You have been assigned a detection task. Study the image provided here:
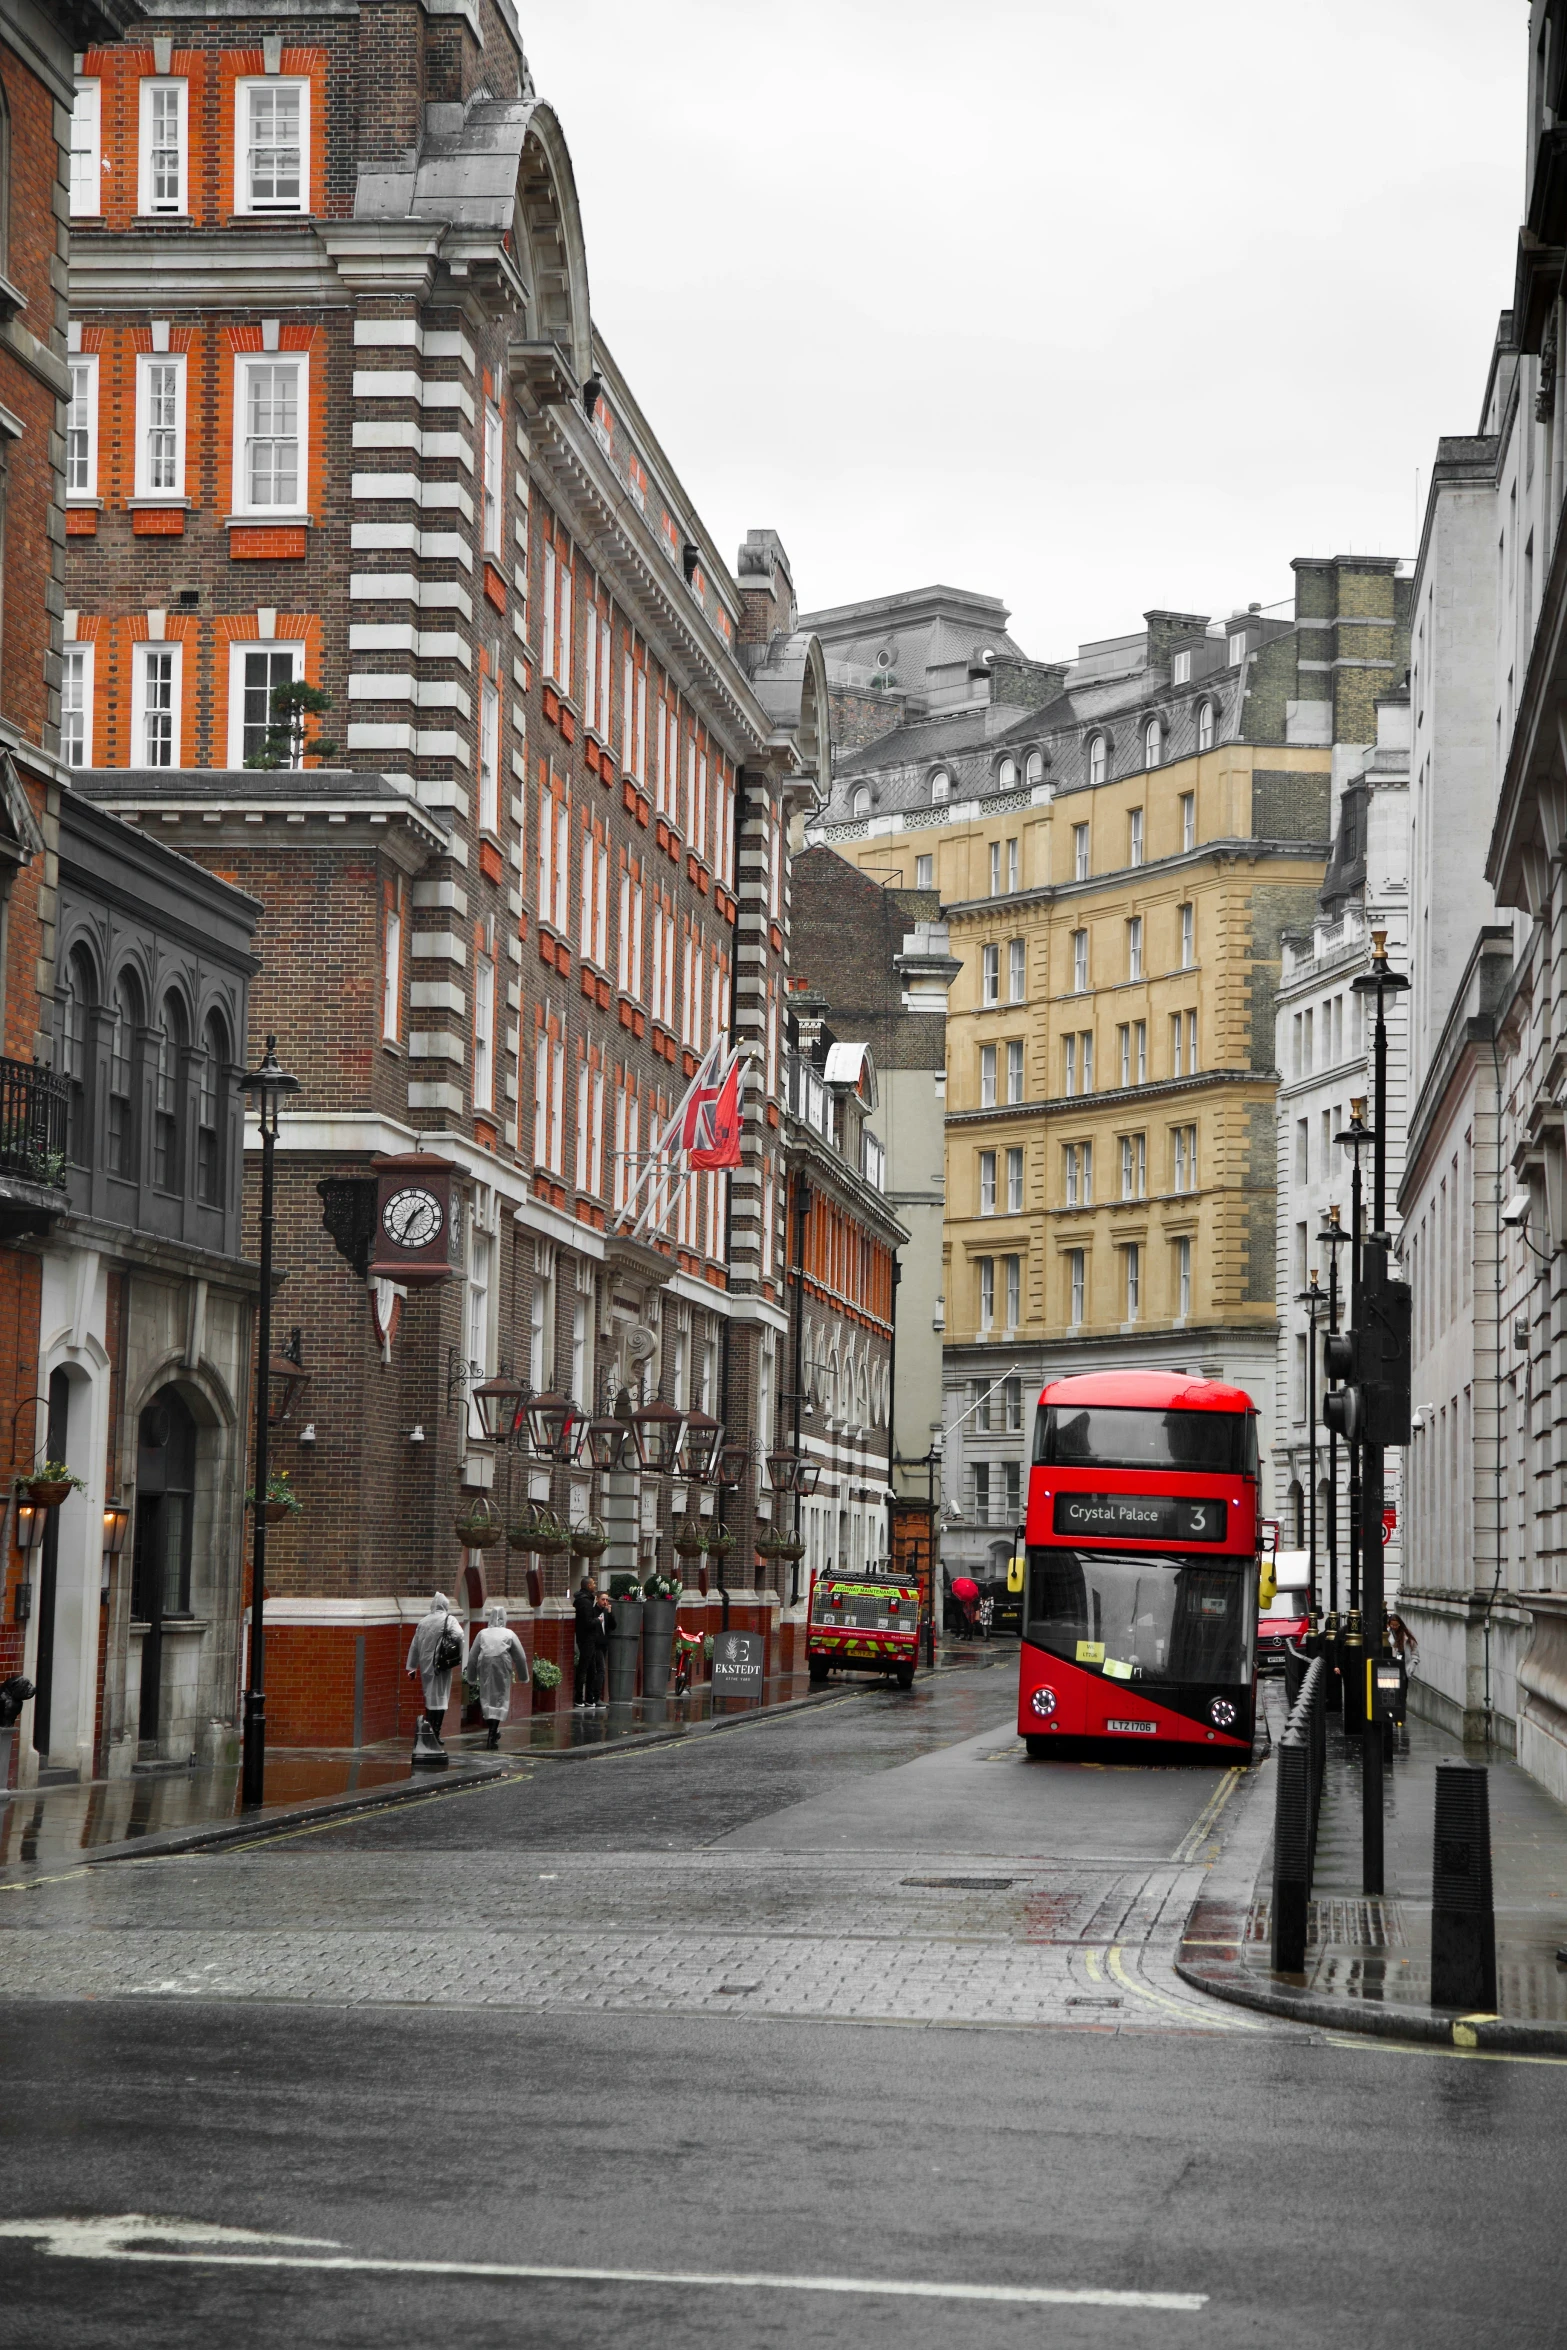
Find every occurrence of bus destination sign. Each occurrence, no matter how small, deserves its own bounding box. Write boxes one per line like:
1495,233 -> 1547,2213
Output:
1052,1492 -> 1228,1543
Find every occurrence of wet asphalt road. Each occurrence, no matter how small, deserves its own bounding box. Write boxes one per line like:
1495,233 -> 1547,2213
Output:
1,1656 -> 1564,2349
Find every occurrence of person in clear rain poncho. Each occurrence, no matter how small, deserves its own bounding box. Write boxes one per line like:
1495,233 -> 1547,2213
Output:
405,1591 -> 468,1746
466,1602 -> 530,1748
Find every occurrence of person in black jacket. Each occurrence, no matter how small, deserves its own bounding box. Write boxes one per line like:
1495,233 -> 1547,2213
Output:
573,1576 -> 606,1710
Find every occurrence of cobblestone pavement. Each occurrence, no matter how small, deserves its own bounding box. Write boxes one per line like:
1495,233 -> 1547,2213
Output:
0,1666 -> 1260,2034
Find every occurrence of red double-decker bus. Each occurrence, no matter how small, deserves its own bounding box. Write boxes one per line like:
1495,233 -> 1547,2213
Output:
1017,1369 -> 1260,1758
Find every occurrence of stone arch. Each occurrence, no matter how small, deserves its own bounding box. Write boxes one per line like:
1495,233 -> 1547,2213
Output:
514,102 -> 593,384
796,634 -> 832,796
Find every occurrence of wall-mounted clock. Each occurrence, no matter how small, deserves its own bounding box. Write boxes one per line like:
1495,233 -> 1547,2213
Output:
368,1153 -> 456,1288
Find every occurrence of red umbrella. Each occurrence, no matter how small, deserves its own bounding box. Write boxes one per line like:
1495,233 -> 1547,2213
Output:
950,1577 -> 980,1602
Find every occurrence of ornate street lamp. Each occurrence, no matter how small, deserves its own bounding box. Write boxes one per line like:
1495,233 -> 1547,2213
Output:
631,1397 -> 685,1474
717,1438 -> 752,1491
524,1391 -> 577,1463
238,1034 -> 302,1808
577,1413 -> 629,1472
766,1443 -> 821,1498
677,1409 -> 724,1485
470,1372 -> 525,1446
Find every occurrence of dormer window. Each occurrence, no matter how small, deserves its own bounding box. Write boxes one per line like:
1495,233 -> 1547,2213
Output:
930,768 -> 950,803
1025,749 -> 1044,787
997,755 -> 1018,791
1172,649 -> 1192,686
1228,629 -> 1248,666
851,785 -> 871,818
1088,734 -> 1107,787
1197,698 -> 1215,753
1144,717 -> 1162,769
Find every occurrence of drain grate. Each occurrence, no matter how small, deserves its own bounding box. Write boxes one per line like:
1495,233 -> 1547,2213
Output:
901,1876 -> 1016,1890
1247,1898 -> 1406,1949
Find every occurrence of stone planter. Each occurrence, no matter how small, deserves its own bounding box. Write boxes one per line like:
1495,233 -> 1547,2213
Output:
607,1597 -> 643,1704
642,1596 -> 678,1699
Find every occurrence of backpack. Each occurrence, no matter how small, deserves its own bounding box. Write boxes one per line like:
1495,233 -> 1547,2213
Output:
433,1615 -> 463,1673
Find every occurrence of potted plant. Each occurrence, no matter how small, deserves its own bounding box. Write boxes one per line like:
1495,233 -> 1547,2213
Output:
246,1468 -> 302,1526
641,1569 -> 683,1698
530,1654 -> 563,1712
607,1578 -> 644,1704
454,1500 -> 504,1550
569,1514 -> 609,1560
20,1461 -> 84,1510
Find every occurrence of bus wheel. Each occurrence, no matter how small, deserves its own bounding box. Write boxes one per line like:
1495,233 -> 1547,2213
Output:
894,1663 -> 915,1690
808,1659 -> 828,1685
1024,1734 -> 1051,1759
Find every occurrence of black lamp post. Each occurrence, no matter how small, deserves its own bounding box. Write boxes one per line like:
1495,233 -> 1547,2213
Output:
1318,1203 -> 1350,1632
1350,927 -> 1410,1899
1333,1097 -> 1375,1739
1296,1270 -> 1325,1628
238,1034 -> 301,1809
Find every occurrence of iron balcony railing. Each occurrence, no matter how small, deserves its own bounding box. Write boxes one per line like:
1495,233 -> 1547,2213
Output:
0,1056 -> 69,1189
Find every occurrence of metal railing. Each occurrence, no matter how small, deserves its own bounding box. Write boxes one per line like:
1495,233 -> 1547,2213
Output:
0,1057 -> 68,1190
1271,1646 -> 1328,1974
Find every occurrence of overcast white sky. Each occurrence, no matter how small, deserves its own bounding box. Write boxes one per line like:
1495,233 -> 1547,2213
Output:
521,0 -> 1522,658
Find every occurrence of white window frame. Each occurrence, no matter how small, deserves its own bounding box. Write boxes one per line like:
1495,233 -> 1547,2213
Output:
979,1256 -> 995,1331
852,785 -> 871,818
1127,916 -> 1143,980
1197,700 -> 1214,753
1088,735 -> 1106,788
1006,1145 -> 1023,1214
138,76 -> 189,216
980,1043 -> 997,1109
1228,630 -> 1248,667
1069,1248 -> 1085,1327
235,76 -> 310,215
133,640 -> 183,769
70,82 -> 101,218
61,641 -> 93,769
382,899 -> 402,1042
1181,790 -> 1196,851
1172,649 -> 1191,686
1176,1235 -> 1192,1319
1072,929 -> 1088,992
1073,822 -> 1090,880
1144,717 -> 1161,769
482,400 -> 503,558
989,840 -> 1001,897
1125,1243 -> 1140,1322
232,352 -> 309,517
930,768 -> 950,803
1008,937 -> 1025,1003
227,639 -> 302,768
1129,807 -> 1143,867
1180,902 -> 1195,968
473,955 -> 495,1112
135,351 -> 186,499
916,853 -> 934,889
979,1149 -> 996,1215
67,356 -> 98,498
478,676 -> 500,833
1006,1039 -> 1024,1104
1005,1254 -> 1021,1329
981,942 -> 1000,1005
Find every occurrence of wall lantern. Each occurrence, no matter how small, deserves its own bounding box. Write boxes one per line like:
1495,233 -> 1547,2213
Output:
631,1397 -> 686,1475
268,1328 -> 311,1428
471,1373 -> 525,1446
525,1391 -> 577,1463
577,1415 -> 629,1472
100,1498 -> 131,1604
13,1495 -> 43,1553
716,1439 -> 752,1491
677,1410 -> 724,1485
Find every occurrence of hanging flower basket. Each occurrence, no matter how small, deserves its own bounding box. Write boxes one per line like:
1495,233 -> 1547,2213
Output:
705,1522 -> 735,1559
246,1469 -> 302,1526
455,1503 -> 504,1550
22,1460 -> 87,1511
507,1504 -> 542,1554
529,1510 -> 571,1558
756,1529 -> 803,1564
570,1515 -> 610,1559
672,1514 -> 708,1561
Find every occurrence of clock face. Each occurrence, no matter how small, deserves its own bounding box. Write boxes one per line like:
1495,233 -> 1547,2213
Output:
382,1186 -> 444,1251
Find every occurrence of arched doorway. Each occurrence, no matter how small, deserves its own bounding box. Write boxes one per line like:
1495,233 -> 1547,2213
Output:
132,1387 -> 197,1752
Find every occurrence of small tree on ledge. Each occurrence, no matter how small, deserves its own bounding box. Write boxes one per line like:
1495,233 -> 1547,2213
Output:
244,679 -> 339,770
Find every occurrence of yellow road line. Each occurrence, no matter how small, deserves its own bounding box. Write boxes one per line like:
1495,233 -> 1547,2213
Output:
1169,1768 -> 1242,1865
1106,1943 -> 1264,2031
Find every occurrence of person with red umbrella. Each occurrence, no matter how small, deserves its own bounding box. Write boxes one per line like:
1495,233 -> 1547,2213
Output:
948,1576 -> 981,1637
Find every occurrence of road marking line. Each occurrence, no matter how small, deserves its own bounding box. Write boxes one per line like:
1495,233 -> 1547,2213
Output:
1106,1944 -> 1263,2031
1321,2033 -> 1567,2069
0,2216 -> 1206,2310
1169,1769 -> 1242,1866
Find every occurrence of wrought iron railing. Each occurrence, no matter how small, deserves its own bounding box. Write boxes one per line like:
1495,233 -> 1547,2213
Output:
0,1057 -> 69,1189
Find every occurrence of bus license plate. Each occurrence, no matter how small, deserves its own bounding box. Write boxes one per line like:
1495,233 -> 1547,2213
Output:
1106,1719 -> 1157,1735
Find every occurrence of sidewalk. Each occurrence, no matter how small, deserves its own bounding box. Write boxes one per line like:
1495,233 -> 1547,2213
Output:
0,1653 -> 1006,1879
1178,1686 -> 1567,2051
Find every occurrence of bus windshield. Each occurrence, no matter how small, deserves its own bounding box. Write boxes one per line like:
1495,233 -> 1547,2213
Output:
1025,1547 -> 1249,1683
1034,1404 -> 1256,1478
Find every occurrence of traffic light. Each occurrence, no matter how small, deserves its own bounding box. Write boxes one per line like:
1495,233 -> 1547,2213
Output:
1317,1251 -> 1412,1450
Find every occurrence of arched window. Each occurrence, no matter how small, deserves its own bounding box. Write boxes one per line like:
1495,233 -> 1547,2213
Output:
153,993 -> 187,1192
60,947 -> 95,1165
997,755 -> 1017,791
930,768 -> 951,804
1024,749 -> 1044,788
1144,716 -> 1162,769
1088,735 -> 1107,788
1197,698 -> 1215,753
851,784 -> 871,818
198,1010 -> 228,1205
106,972 -> 141,1180
1289,1480 -> 1305,1550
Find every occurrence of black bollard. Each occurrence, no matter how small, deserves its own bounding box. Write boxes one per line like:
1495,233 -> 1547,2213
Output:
1430,1758 -> 1497,2011
1272,1734 -> 1311,1973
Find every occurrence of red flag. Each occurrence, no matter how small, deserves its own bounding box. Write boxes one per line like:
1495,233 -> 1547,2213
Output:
690,1054 -> 742,1169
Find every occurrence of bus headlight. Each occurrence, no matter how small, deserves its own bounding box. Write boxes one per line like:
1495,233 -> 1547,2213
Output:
1029,1687 -> 1057,1718
1209,1697 -> 1237,1727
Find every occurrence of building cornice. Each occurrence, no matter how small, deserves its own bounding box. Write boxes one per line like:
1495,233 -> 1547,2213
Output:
71,228 -> 350,312
939,838 -> 1329,925
946,1065 -> 1276,1129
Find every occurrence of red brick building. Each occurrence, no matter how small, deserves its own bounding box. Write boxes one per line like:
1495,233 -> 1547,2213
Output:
68,1 -> 835,1740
